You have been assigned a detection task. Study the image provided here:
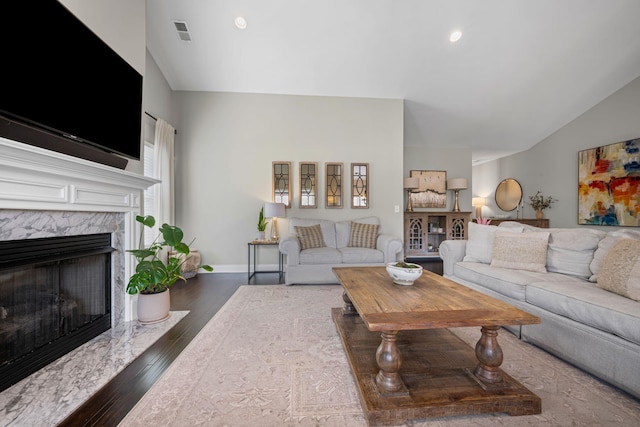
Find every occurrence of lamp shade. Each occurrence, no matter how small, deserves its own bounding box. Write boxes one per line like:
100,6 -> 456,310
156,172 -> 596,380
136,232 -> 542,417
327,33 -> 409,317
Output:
264,202 -> 286,218
472,197 -> 486,207
447,178 -> 468,190
403,177 -> 420,189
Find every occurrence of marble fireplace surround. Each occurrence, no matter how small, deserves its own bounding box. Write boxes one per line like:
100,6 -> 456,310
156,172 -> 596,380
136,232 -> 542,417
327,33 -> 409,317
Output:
0,137 -> 158,324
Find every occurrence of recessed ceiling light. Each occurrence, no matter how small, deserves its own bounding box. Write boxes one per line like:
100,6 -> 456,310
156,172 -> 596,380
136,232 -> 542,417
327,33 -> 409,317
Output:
234,16 -> 247,30
449,30 -> 462,43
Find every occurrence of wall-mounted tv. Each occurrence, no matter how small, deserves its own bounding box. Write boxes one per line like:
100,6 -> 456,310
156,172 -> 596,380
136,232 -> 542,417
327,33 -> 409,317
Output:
1,1 -> 143,169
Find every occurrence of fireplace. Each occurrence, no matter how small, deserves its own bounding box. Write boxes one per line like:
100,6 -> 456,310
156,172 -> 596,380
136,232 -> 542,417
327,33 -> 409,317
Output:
0,136 -> 157,392
0,234 -> 114,392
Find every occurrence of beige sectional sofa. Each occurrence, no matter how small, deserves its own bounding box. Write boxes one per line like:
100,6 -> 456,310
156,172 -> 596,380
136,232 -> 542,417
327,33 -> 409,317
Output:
439,221 -> 640,399
279,216 -> 402,285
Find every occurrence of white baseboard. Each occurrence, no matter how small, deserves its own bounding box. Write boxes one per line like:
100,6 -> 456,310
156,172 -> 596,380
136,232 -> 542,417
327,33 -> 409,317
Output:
200,264 -> 281,273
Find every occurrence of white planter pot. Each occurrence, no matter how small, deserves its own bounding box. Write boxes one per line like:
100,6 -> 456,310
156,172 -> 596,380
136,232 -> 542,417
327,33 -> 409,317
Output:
137,288 -> 171,324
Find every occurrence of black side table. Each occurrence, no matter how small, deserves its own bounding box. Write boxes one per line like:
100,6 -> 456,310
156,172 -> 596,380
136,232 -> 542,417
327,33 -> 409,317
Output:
247,241 -> 284,284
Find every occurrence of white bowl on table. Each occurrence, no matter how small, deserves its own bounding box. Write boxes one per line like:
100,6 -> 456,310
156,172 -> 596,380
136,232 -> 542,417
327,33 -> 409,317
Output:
385,262 -> 423,286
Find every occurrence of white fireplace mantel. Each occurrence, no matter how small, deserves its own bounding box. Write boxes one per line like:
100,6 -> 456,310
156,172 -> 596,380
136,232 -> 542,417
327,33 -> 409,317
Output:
0,136 -> 159,321
0,137 -> 158,212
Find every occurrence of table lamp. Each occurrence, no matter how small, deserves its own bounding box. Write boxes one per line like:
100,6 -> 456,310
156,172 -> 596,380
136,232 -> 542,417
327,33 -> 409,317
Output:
403,177 -> 420,212
472,197 -> 486,218
447,178 -> 468,212
264,202 -> 286,241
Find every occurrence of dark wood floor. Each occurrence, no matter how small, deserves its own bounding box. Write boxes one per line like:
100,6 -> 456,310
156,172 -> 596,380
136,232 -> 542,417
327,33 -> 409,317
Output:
59,272 -> 280,426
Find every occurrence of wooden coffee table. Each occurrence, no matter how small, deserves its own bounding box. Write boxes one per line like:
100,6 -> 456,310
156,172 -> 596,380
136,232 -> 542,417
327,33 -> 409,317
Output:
332,266 -> 541,425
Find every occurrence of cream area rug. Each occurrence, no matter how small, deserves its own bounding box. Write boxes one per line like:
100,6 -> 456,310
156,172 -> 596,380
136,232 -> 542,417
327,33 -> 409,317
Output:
119,285 -> 640,426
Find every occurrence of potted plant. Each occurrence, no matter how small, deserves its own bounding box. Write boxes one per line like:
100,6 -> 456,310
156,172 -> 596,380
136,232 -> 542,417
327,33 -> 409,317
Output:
127,215 -> 212,324
257,207 -> 267,240
528,191 -> 556,219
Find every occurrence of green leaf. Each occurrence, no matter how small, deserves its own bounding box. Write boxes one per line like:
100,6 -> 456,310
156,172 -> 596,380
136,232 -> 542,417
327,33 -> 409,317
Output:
128,248 -> 156,259
174,242 -> 190,255
136,215 -> 156,228
159,223 -> 184,247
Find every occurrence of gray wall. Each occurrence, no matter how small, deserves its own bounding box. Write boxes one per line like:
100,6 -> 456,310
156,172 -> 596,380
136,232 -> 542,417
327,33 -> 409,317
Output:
141,57 -> 481,272
473,75 -> 640,229
136,49 -> 178,175
172,92 -> 405,271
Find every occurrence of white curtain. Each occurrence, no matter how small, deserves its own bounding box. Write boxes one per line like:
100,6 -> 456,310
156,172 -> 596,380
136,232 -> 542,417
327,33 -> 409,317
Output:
153,118 -> 175,227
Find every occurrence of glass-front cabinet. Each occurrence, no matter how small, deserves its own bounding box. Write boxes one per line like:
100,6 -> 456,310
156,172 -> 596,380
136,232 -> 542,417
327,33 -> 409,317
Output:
404,212 -> 471,258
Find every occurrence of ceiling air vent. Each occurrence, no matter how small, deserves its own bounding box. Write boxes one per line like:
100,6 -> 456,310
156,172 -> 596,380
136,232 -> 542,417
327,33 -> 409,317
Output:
173,20 -> 192,42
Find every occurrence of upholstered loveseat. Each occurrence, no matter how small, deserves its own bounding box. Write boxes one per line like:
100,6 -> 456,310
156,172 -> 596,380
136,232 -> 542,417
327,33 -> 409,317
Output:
439,221 -> 640,399
278,216 -> 402,285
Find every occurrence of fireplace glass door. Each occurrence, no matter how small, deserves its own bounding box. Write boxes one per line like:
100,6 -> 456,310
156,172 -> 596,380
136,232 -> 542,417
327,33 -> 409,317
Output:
0,233 -> 113,392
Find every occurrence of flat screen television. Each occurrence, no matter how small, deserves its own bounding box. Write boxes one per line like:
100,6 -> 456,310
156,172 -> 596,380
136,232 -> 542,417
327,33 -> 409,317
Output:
0,1 -> 143,169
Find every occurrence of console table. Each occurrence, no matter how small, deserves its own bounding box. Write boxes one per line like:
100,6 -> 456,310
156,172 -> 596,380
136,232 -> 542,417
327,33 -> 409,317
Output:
247,241 -> 284,284
486,218 -> 549,228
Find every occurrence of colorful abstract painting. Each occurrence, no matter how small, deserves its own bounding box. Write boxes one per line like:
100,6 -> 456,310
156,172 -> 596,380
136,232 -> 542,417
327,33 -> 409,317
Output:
578,138 -> 640,226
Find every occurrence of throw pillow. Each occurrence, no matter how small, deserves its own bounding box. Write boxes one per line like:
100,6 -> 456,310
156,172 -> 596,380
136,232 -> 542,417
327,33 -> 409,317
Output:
348,222 -> 379,249
589,229 -> 640,282
490,231 -> 550,273
596,239 -> 640,301
463,221 -> 523,264
545,228 -> 606,280
294,224 -> 326,250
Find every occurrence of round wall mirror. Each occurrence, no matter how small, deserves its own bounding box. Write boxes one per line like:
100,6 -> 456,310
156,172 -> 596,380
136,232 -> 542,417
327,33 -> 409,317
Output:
495,179 -> 522,211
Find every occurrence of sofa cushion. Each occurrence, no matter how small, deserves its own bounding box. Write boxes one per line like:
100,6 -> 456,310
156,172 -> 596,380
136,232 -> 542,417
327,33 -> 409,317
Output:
590,229 -> 640,282
463,222 -> 523,264
339,247 -> 384,263
294,224 -> 326,250
526,281 -> 640,345
336,216 -> 380,248
545,228 -> 605,279
452,261 -> 582,301
299,247 -> 343,265
348,222 -> 379,249
597,239 -> 640,301
289,218 -> 337,248
491,230 -> 550,273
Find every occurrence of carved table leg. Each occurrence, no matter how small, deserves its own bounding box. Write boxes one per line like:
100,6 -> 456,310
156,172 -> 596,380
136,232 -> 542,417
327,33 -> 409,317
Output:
375,331 -> 406,394
473,326 -> 504,384
342,290 -> 357,315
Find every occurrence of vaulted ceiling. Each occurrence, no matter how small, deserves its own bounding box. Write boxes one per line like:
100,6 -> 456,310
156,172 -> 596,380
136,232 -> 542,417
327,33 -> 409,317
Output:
146,0 -> 640,163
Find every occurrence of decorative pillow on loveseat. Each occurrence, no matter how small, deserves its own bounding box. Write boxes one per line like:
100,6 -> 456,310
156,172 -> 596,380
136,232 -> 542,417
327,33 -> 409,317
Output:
596,238 -> 640,301
294,224 -> 326,250
490,230 -> 550,273
348,222 -> 379,249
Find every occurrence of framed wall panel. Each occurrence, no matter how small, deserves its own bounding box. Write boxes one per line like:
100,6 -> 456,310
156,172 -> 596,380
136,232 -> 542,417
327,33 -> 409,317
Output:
299,162 -> 318,208
351,163 -> 369,208
272,161 -> 292,208
325,162 -> 343,208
